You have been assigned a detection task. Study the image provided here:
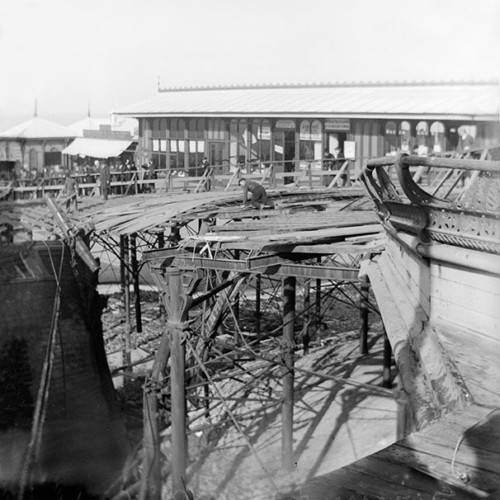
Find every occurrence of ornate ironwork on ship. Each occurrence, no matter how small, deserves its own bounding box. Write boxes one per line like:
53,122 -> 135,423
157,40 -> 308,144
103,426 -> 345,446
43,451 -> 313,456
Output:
361,151 -> 500,254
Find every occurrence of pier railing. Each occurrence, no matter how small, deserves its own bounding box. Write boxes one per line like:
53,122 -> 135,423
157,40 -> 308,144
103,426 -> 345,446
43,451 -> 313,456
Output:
1,157 -> 359,201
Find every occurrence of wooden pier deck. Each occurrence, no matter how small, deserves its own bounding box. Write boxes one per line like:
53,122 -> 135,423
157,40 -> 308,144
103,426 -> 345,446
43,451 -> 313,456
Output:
300,403 -> 500,499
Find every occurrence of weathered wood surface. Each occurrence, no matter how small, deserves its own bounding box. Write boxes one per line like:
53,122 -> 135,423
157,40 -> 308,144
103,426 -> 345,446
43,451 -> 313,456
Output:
1,189 -> 380,253
429,261 -> 500,342
434,320 -> 500,408
301,404 -> 500,499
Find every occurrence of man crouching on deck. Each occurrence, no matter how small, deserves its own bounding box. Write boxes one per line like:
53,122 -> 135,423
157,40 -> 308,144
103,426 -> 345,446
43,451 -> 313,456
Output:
239,178 -> 275,210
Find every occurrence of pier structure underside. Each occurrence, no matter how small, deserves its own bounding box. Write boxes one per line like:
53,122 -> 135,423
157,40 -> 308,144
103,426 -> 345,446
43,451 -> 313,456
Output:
64,187 -> 388,499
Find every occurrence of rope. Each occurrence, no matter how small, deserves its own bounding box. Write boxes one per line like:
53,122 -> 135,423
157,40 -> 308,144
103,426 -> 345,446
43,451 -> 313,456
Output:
18,241 -> 65,499
451,407 -> 500,485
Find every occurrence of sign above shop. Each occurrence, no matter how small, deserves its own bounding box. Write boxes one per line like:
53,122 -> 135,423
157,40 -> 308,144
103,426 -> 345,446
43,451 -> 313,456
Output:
275,120 -> 295,129
325,119 -> 350,131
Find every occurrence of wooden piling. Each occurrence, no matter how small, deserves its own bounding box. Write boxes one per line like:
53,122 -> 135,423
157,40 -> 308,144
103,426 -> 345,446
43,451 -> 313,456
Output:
282,275 -> 295,471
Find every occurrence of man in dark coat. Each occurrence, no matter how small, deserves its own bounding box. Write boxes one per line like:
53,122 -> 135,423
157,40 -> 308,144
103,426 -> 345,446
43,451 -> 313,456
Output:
238,178 -> 274,209
98,160 -> 111,200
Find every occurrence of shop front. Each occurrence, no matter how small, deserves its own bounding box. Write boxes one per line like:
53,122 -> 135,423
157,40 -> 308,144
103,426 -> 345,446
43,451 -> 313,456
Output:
118,82 -> 499,179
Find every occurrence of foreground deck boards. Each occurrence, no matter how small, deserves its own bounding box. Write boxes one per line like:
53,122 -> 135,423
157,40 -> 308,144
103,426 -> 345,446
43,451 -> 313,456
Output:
301,404 -> 500,499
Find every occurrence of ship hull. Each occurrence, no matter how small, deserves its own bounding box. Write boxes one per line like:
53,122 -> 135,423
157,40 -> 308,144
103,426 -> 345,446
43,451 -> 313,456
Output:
0,241 -> 128,496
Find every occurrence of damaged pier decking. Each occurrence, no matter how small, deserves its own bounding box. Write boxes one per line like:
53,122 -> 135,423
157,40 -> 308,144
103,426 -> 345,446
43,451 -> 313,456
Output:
2,162 -> 500,500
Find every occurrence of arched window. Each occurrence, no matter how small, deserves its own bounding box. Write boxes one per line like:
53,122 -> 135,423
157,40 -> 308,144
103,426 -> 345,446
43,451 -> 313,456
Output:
371,122 -> 380,158
299,120 -> 310,140
178,119 -> 185,139
399,121 -> 411,153
430,121 -> 446,153
170,119 -> 178,138
160,119 -> 167,136
362,121 -> 371,159
197,119 -> 205,139
299,120 -> 322,168
416,121 -> 429,151
188,119 -> 197,139
152,119 -> 160,138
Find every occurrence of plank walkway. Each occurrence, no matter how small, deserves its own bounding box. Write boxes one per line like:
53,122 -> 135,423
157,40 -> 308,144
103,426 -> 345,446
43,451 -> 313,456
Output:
299,403 -> 500,499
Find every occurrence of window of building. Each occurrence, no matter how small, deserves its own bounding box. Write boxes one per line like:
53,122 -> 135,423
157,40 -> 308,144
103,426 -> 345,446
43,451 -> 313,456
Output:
430,121 -> 446,153
151,119 -> 167,170
169,139 -> 185,171
168,119 -> 187,171
384,121 -> 397,155
251,119 -> 271,165
238,119 -> 248,165
142,119 -> 152,154
188,119 -> 205,140
187,140 -> 205,174
44,149 -> 61,167
416,121 -> 429,154
29,149 -> 38,171
399,121 -> 412,153
208,119 -> 227,140
299,119 -> 322,169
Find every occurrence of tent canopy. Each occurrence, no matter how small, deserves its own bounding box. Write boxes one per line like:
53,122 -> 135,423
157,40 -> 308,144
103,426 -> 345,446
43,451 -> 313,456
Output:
62,137 -> 134,159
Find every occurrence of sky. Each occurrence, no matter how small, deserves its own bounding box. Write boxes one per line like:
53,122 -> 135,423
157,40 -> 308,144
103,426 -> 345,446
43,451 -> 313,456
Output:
0,0 -> 499,130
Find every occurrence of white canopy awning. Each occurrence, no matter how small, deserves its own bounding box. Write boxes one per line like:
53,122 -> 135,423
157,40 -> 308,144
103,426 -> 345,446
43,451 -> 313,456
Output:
62,137 -> 134,159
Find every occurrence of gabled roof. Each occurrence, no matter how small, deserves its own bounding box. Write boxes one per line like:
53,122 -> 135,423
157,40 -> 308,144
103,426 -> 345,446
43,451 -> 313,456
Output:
115,81 -> 500,121
68,117 -> 111,137
68,116 -> 138,138
0,117 -> 75,139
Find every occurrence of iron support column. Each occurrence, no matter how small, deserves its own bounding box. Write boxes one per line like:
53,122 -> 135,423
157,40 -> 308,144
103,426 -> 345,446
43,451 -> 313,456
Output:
382,330 -> 392,388
256,274 -> 261,341
282,275 -> 295,471
121,235 -> 132,374
302,279 -> 311,354
315,257 -> 322,336
130,233 -> 142,333
359,276 -> 369,354
168,268 -> 188,498
233,250 -> 241,345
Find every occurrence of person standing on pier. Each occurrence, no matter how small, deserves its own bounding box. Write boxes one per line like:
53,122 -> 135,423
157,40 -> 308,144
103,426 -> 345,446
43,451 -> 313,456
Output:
98,160 -> 111,200
62,172 -> 78,212
239,178 -> 274,210
200,156 -> 212,191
